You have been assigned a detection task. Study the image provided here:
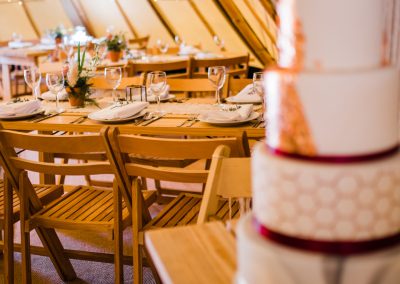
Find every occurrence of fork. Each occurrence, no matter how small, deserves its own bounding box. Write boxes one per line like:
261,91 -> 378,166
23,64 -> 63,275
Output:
185,115 -> 199,127
178,115 -> 196,127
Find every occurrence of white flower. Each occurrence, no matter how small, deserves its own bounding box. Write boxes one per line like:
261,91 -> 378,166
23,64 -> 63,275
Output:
67,61 -> 79,87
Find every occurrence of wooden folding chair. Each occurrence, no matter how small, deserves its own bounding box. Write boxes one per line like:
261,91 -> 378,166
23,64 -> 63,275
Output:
128,35 -> 150,50
0,127 -> 156,283
128,59 -> 190,78
189,54 -> 250,78
105,127 -> 250,283
167,77 -> 218,98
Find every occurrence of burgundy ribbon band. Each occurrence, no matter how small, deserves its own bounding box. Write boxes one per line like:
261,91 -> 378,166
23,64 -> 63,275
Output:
267,145 -> 399,164
253,218 -> 400,255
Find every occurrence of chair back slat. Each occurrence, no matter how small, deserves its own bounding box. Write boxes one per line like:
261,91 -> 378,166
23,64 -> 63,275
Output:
117,134 -> 247,159
189,54 -> 249,78
89,76 -> 144,90
0,130 -> 106,154
168,78 -> 215,92
125,164 -> 208,183
10,157 -> 110,176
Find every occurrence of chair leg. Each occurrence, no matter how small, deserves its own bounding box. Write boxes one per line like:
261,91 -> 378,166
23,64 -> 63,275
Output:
133,243 -> 143,284
20,178 -> 32,284
113,183 -> 123,283
4,178 -> 14,284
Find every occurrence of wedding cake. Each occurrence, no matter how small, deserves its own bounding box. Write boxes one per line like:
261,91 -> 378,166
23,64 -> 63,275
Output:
237,0 -> 400,283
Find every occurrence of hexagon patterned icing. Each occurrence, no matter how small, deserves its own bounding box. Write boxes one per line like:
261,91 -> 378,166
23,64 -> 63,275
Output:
253,143 -> 400,241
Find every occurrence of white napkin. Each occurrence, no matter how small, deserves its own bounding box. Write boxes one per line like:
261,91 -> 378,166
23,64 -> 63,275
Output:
202,104 -> 253,122
228,84 -> 262,103
133,85 -> 170,102
0,100 -> 41,117
41,89 -> 69,101
89,101 -> 149,120
194,52 -> 222,59
8,41 -> 33,49
179,44 -> 200,55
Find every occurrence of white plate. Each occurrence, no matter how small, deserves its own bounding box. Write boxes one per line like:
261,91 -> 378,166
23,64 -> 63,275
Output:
88,109 -> 147,124
198,112 -> 259,126
0,109 -> 45,121
133,94 -> 175,103
225,96 -> 262,104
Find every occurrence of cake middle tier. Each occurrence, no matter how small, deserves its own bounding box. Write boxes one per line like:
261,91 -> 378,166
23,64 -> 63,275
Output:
253,143 -> 400,242
265,67 -> 400,157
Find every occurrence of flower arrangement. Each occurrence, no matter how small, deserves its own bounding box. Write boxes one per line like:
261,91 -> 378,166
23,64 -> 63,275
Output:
106,33 -> 127,52
64,44 -> 100,106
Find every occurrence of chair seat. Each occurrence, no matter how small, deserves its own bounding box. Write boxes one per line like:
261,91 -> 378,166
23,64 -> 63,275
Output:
0,179 -> 63,226
28,186 -> 157,232
145,193 -> 241,230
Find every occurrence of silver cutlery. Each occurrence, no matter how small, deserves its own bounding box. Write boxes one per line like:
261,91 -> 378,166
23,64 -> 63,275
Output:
141,114 -> 165,126
134,112 -> 153,125
30,113 -> 59,123
185,115 -> 199,127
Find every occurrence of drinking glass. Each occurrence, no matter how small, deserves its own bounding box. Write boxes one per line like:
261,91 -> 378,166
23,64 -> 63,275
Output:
156,39 -> 169,54
24,67 -> 42,100
105,67 -> 122,102
46,72 -> 65,113
147,71 -> 167,114
253,72 -> 265,119
208,66 -> 226,106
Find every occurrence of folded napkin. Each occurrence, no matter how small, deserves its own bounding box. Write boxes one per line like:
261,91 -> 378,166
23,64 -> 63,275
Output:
179,45 -> 200,55
8,41 -> 33,49
0,100 -> 41,117
194,52 -> 222,60
228,84 -> 262,103
89,101 -> 149,120
133,85 -> 170,102
41,89 -> 69,101
202,104 -> 253,122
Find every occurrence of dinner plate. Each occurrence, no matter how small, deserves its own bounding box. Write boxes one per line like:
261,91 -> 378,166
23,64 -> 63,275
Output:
225,96 -> 262,104
133,94 -> 175,103
0,109 -> 45,121
198,111 -> 259,126
88,109 -> 147,124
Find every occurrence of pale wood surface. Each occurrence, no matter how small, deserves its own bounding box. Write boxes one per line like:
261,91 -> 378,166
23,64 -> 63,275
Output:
0,98 -> 265,138
145,221 -> 236,284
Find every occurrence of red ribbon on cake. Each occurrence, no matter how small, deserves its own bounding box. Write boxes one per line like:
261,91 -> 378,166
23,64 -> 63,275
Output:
253,218 -> 400,255
267,145 -> 399,163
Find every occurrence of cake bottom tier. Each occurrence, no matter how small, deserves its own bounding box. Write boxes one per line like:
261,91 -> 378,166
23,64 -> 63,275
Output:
237,214 -> 400,284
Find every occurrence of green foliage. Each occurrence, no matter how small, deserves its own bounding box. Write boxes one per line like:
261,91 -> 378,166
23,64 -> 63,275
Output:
106,33 -> 127,52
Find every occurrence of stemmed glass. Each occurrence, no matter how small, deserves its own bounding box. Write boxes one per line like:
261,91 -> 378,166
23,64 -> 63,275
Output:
147,71 -> 167,115
253,72 -> 265,119
156,39 -> 169,55
208,66 -> 226,106
104,67 -> 122,102
46,72 -> 65,113
24,67 -> 42,100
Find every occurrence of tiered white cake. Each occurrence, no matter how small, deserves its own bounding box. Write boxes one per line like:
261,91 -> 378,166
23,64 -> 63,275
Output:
237,0 -> 400,283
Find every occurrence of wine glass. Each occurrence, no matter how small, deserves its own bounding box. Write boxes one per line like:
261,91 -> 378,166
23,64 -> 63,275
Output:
24,67 -> 42,100
213,35 -> 225,51
208,66 -> 226,106
46,72 -> 65,113
253,72 -> 265,119
147,71 -> 167,114
104,67 -> 122,102
156,39 -> 169,55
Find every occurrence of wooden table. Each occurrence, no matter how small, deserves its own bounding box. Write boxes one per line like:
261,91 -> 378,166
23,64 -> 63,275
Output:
0,46 -> 52,100
145,221 -> 237,284
0,99 -> 265,139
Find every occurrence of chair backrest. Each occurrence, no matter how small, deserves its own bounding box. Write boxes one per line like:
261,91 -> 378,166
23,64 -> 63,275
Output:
197,145 -> 252,223
128,35 -> 150,49
0,126 -> 132,214
224,75 -> 253,98
89,75 -> 145,90
189,54 -> 249,79
105,127 -> 250,197
128,59 -> 190,79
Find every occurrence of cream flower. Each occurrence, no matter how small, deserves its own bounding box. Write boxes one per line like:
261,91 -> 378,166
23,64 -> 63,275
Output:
67,61 -> 79,87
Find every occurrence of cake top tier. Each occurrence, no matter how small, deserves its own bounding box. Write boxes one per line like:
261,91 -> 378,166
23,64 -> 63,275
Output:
277,0 -> 389,71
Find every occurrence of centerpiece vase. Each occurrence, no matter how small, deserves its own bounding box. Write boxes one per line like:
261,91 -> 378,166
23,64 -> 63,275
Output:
109,50 -> 122,62
66,87 -> 85,107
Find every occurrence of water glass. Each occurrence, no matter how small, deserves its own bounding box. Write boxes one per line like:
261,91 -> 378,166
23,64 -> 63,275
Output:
147,71 -> 167,114
208,66 -> 226,106
24,67 -> 42,100
156,39 -> 169,54
105,67 -> 122,102
46,72 -> 65,113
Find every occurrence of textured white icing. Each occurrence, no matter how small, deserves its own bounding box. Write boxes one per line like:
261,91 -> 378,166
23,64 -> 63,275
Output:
252,143 -> 400,241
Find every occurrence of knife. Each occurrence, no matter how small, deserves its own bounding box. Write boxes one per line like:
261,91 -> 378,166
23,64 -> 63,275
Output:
141,114 -> 165,126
